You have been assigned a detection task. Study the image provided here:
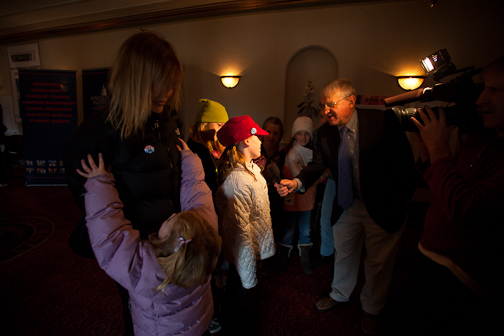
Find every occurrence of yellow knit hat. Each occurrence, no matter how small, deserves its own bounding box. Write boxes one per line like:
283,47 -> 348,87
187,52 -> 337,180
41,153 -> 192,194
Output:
195,99 -> 229,123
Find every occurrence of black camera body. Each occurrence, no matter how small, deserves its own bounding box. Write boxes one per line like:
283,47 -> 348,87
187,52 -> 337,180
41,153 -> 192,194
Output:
385,65 -> 484,133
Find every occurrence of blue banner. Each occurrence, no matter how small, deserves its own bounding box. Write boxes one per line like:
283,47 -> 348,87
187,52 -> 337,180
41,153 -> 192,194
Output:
19,69 -> 78,186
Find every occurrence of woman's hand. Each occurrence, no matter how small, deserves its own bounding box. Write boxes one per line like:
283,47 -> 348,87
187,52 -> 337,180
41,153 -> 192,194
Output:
176,138 -> 190,151
76,153 -> 107,178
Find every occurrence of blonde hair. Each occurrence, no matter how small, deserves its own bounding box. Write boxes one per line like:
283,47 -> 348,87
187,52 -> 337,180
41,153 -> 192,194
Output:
149,211 -> 221,291
218,145 -> 256,185
189,122 -> 226,155
107,32 -> 183,138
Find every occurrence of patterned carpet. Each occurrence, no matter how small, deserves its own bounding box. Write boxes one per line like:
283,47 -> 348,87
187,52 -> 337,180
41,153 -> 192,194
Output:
0,217 -> 54,263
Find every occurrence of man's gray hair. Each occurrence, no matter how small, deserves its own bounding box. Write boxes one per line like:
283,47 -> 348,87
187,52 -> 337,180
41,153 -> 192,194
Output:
321,78 -> 357,99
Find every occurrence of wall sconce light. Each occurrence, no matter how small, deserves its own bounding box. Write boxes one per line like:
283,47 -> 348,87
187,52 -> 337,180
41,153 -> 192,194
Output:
396,76 -> 426,91
220,75 -> 241,89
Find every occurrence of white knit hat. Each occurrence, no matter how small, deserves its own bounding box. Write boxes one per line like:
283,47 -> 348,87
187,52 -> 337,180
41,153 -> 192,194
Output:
292,116 -> 314,139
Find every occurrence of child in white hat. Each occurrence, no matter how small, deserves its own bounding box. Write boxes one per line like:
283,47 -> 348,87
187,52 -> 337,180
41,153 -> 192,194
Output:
277,116 -> 317,275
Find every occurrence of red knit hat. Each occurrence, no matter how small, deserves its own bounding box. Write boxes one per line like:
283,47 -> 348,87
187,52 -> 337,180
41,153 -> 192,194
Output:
217,115 -> 269,146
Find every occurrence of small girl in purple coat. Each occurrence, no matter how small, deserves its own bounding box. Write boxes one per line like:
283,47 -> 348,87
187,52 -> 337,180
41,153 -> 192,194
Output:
77,139 -> 221,336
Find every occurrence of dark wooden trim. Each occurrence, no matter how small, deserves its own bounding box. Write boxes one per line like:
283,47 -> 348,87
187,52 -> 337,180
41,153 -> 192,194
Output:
0,0 -> 376,44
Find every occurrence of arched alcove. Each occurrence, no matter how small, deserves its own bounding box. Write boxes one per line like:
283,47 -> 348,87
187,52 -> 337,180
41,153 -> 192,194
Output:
283,46 -> 338,143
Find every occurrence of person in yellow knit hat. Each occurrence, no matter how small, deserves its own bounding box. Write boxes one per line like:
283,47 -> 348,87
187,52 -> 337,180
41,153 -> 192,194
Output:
187,98 -> 229,334
188,99 -> 229,195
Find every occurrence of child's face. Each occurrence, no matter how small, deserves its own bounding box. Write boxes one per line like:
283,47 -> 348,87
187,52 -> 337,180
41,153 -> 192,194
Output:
262,122 -> 282,149
158,213 -> 177,239
294,130 -> 311,147
202,122 -> 225,142
247,135 -> 262,160
319,111 -> 327,125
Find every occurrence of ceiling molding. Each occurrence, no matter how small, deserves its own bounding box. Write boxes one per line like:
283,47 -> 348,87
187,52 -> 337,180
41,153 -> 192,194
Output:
0,0 -> 400,44
1,0 -> 88,17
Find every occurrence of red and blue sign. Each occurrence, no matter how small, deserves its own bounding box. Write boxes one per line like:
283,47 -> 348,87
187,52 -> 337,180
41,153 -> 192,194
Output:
18,69 -> 78,185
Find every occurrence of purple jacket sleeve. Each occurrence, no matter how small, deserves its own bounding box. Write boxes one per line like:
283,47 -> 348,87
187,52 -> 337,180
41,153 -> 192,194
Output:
84,174 -> 163,294
179,150 -> 218,232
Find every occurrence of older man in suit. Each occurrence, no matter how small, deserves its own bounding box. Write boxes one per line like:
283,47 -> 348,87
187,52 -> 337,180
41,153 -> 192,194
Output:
276,78 -> 415,335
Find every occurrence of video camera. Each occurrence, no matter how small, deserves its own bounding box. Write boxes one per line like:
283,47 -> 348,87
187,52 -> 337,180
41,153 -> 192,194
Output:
384,49 -> 484,133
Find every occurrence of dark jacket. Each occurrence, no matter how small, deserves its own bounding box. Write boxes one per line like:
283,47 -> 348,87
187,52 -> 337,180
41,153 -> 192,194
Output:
187,138 -> 219,195
253,146 -> 286,219
63,107 -> 181,257
297,108 -> 416,233
420,130 -> 504,296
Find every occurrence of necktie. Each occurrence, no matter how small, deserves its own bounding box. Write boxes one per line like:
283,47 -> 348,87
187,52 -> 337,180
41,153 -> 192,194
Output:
337,126 -> 353,209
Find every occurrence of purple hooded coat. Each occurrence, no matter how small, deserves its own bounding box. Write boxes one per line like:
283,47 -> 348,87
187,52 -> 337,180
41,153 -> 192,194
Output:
84,150 -> 218,336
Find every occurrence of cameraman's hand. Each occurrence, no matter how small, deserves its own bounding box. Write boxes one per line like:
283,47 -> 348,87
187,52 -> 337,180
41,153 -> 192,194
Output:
412,131 -> 430,163
411,106 -> 452,162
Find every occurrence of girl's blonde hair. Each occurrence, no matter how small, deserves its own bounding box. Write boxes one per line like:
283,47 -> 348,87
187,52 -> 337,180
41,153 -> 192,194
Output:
149,211 -> 221,291
189,122 -> 226,155
218,145 -> 256,185
106,31 -> 183,139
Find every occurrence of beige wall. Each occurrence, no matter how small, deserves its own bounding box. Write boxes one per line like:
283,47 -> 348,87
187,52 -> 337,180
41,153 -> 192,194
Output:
1,0 -> 503,138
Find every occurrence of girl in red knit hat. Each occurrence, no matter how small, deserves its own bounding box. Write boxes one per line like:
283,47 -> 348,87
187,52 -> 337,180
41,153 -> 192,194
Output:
214,115 -> 276,334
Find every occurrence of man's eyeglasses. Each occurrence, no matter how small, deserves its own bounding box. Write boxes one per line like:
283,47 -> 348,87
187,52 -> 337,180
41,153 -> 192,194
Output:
319,96 -> 350,111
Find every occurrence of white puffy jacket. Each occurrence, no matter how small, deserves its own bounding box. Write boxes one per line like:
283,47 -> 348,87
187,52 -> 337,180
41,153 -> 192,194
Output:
216,161 -> 275,289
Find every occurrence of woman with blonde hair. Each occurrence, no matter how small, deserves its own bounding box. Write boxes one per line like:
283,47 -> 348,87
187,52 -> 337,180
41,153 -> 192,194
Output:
63,31 -> 184,335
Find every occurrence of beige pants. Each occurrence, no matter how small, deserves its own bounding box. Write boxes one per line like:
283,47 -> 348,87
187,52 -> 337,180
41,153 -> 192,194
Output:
329,198 -> 405,315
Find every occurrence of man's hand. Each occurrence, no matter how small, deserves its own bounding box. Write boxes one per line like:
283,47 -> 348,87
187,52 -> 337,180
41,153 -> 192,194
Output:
274,179 -> 297,197
411,106 -> 453,162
